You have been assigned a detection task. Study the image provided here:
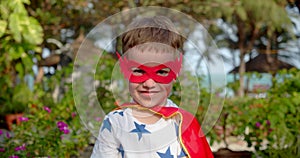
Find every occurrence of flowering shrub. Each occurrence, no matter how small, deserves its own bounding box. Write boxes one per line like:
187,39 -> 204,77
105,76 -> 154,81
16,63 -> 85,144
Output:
0,101 -> 91,157
57,121 -> 70,134
209,69 -> 300,157
0,64 -> 91,157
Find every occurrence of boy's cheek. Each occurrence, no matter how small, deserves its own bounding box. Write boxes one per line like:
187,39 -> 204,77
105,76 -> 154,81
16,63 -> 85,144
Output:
128,82 -> 138,93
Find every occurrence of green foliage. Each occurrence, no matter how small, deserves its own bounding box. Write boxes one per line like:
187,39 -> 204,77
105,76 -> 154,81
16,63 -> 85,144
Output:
188,0 -> 293,97
209,69 -> 300,157
26,0 -> 124,39
0,0 -> 43,90
0,0 -> 43,45
0,83 -> 33,115
0,101 -> 90,157
257,68 -> 300,157
193,0 -> 291,31
95,52 -> 119,113
0,64 -> 91,157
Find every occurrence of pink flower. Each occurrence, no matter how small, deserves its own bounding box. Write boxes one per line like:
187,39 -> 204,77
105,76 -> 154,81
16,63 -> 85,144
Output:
43,106 -> 51,113
6,132 -> 10,138
0,148 -> 5,152
255,122 -> 261,128
266,120 -> 271,126
95,117 -> 102,122
9,156 -> 19,158
71,112 -> 76,118
57,121 -> 69,134
63,129 -> 70,134
57,121 -> 67,128
19,117 -> 29,122
0,129 -> 3,135
15,144 -> 26,151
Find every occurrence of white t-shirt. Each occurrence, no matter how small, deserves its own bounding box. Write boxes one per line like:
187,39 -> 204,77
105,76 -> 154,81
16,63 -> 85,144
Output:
91,99 -> 188,158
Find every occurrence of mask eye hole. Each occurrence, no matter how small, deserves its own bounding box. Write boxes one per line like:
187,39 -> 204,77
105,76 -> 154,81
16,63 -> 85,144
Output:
156,68 -> 170,76
131,68 -> 145,76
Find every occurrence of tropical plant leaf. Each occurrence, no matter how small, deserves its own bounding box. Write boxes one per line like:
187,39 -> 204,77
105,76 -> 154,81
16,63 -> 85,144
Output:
0,20 -> 7,37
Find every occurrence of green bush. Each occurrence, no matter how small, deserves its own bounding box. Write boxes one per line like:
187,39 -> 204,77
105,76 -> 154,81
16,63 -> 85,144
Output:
0,64 -> 91,157
209,69 -> 300,157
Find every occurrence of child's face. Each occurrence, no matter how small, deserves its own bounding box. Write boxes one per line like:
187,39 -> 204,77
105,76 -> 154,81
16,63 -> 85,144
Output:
126,50 -> 177,108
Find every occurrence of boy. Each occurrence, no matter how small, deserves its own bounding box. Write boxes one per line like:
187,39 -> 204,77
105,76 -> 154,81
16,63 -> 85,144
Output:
91,16 -> 213,158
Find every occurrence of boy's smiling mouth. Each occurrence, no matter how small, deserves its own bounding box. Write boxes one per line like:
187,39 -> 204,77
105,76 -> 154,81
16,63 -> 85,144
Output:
139,90 -> 159,93
139,90 -> 159,95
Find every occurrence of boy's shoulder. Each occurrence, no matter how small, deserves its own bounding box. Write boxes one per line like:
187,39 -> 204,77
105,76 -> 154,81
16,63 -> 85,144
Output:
106,108 -> 126,118
102,108 -> 128,127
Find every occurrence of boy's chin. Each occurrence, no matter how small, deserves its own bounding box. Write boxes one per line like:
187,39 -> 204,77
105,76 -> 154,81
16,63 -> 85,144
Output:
135,100 -> 163,108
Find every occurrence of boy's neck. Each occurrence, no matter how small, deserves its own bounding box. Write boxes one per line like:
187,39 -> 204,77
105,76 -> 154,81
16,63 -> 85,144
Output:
132,108 -> 162,124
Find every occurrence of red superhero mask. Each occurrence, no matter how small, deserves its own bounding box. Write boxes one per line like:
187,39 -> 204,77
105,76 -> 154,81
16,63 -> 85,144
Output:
117,52 -> 182,84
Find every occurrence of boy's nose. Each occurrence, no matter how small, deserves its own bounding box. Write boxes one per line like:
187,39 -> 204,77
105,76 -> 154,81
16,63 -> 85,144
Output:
142,78 -> 156,88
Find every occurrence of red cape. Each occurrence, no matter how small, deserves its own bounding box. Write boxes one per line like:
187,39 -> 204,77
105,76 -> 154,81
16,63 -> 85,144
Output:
118,104 -> 214,158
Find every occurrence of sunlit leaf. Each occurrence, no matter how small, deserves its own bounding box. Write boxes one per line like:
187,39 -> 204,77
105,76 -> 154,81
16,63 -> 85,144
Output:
9,13 -> 22,42
236,6 -> 247,21
9,0 -> 28,14
0,20 -> 7,37
15,62 -> 24,77
23,17 -> 43,44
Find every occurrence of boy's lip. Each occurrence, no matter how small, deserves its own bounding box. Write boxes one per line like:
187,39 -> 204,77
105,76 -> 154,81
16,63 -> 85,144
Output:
139,90 -> 159,94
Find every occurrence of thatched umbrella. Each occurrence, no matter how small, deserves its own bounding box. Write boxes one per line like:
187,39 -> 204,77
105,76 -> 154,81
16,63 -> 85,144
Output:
229,53 -> 295,93
230,53 -> 295,75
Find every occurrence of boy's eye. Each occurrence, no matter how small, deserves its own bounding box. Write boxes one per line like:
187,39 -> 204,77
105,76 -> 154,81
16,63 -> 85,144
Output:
156,68 -> 170,76
131,68 -> 145,76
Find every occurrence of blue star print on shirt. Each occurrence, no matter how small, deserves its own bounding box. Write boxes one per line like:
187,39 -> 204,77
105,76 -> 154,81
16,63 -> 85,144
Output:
157,147 -> 174,158
130,122 -> 151,141
178,148 -> 187,157
101,118 -> 111,132
113,110 -> 124,116
118,144 -> 124,158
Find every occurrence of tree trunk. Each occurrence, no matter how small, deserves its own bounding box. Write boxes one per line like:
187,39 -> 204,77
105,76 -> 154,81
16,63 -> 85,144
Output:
233,51 -> 237,82
266,34 -> 274,64
238,51 -> 246,97
236,18 -> 260,97
236,18 -> 246,97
